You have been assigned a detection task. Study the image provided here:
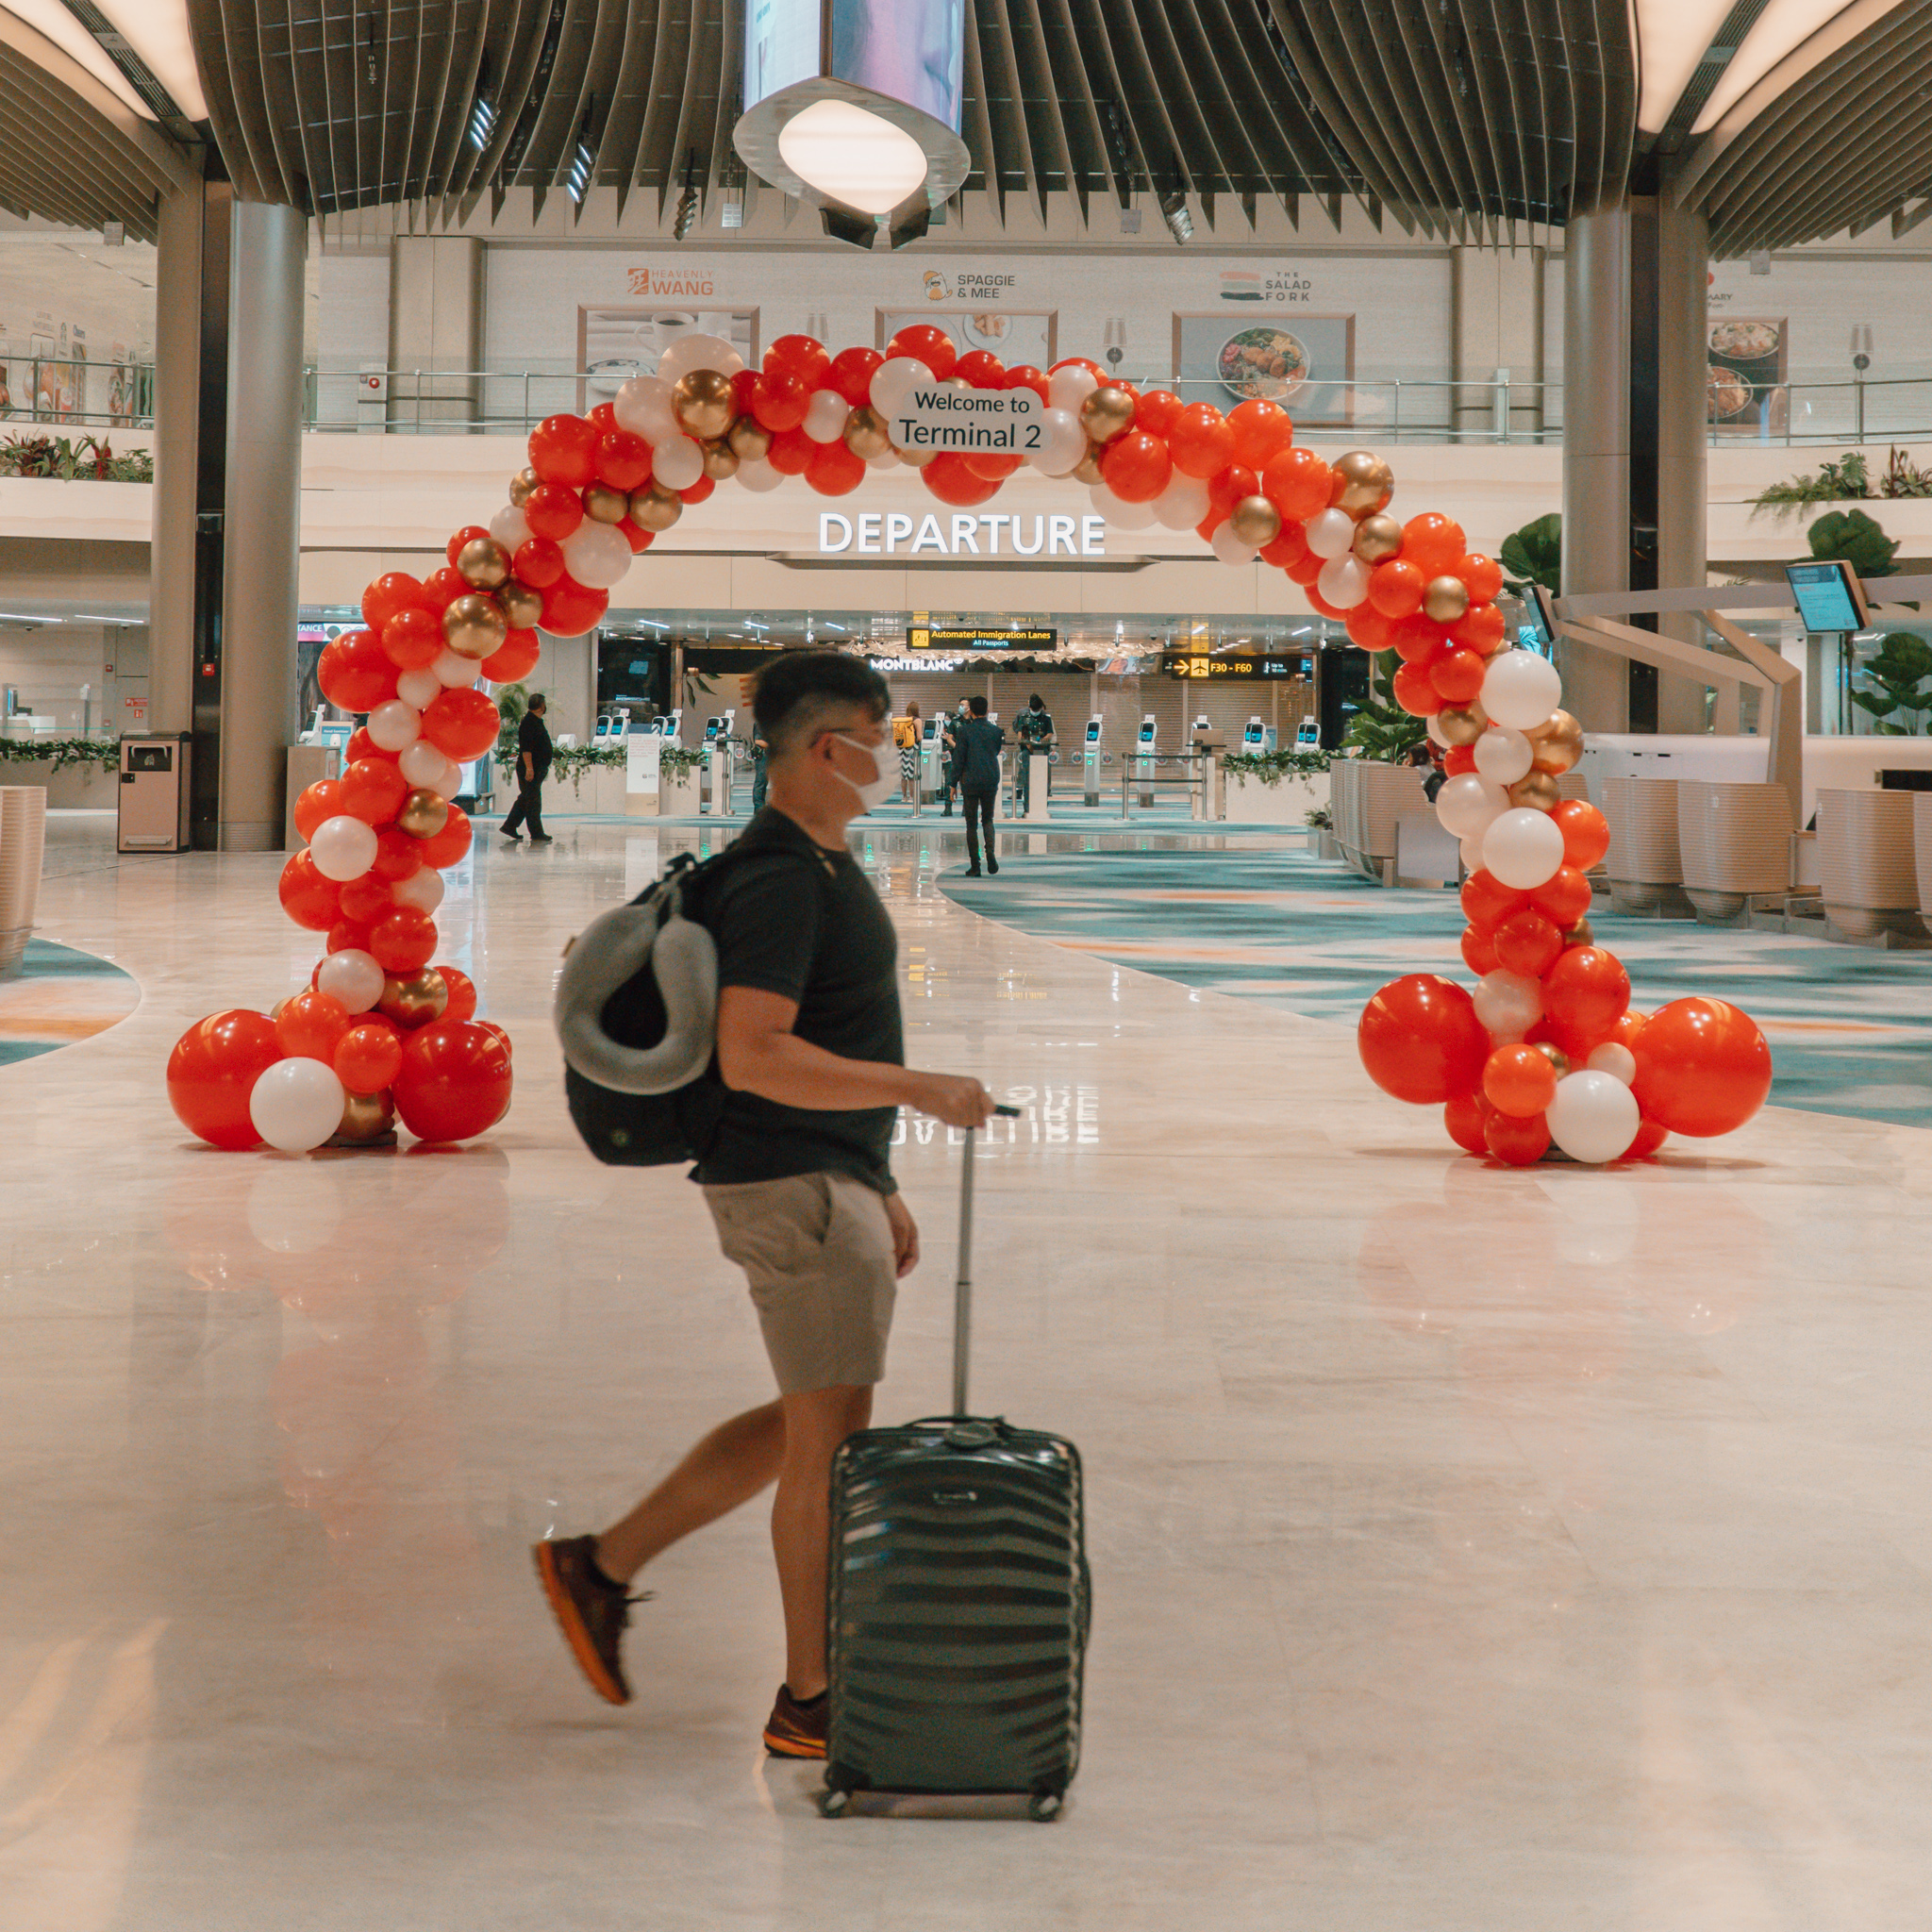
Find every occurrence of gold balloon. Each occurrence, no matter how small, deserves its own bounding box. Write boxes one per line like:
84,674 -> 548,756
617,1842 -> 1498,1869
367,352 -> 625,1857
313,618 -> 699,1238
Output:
897,443 -> 937,468
443,591 -> 509,659
1352,513 -> 1404,564
457,535 -> 511,589
1528,708 -> 1585,775
1071,446 -> 1106,486
1423,575 -> 1471,624
508,467 -> 540,508
727,416 -> 773,460
1565,918 -> 1594,948
1534,1041 -> 1572,1079
701,438 -> 741,480
628,483 -> 684,532
1508,769 -> 1560,812
672,368 -> 735,440
584,482 -> 629,525
1227,494 -> 1282,547
1436,704 -> 1487,746
396,788 -> 451,840
333,1090 -> 397,1146
498,578 -> 543,629
842,405 -> 891,458
1329,449 -> 1394,518
378,969 -> 448,1030
269,997 -> 289,1021
1078,385 -> 1136,443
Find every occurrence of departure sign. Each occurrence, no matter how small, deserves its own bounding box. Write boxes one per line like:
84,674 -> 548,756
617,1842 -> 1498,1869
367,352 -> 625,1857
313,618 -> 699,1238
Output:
909,625 -> 1057,651
1166,653 -> 1307,681
891,383 -> 1044,456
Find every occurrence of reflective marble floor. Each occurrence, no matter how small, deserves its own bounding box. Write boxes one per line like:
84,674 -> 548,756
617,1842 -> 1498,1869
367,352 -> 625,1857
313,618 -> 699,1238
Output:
6,817 -> 1932,1931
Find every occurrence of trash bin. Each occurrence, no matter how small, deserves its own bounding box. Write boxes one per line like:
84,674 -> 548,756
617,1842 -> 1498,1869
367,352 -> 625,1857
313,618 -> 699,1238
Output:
118,732 -> 192,853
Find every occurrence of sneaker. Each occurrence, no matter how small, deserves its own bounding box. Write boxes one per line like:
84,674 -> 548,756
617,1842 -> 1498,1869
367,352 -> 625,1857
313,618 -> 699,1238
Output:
500,830 -> 523,842
964,866 -> 982,877
533,1536 -> 650,1706
530,833 -> 555,844
988,858 -> 1000,874
763,1684 -> 829,1758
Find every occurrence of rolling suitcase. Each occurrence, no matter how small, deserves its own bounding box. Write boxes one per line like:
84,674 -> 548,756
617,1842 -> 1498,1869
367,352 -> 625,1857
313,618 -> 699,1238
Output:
822,1113 -> 1091,1821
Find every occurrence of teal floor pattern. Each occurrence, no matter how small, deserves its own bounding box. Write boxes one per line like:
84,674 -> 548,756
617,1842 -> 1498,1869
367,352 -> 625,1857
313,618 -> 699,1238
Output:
942,846 -> 1932,1131
0,937 -> 141,1065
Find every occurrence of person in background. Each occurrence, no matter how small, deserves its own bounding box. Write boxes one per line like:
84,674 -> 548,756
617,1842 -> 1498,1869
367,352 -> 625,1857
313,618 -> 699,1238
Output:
751,729 -> 770,814
892,699 -> 922,806
1012,691 -> 1055,813
939,699 -> 969,817
950,695 -> 1005,877
1406,737 -> 1445,805
499,692 -> 553,844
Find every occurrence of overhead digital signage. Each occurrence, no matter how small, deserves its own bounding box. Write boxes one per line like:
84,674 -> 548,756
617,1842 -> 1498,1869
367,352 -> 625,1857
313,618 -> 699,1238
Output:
1165,653 -> 1308,681
909,625 -> 1057,651
1785,558 -> 1871,633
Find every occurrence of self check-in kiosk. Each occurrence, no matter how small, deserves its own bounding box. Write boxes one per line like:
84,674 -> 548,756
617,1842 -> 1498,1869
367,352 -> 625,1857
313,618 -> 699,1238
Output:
920,717 -> 945,803
1294,717 -> 1320,748
1082,715 -> 1105,806
1242,716 -> 1277,754
1135,713 -> 1158,807
648,709 -> 681,740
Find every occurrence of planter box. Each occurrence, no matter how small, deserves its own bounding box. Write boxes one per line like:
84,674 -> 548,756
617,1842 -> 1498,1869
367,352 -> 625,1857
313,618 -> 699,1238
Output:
659,770 -> 703,817
0,760 -> 119,808
1224,771 -> 1328,825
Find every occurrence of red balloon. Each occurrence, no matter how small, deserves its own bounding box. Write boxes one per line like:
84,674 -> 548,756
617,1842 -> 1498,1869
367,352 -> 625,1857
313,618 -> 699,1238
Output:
588,402 -> 617,432
1460,924 -> 1499,977
1461,869 -> 1531,932
806,438 -> 867,495
1429,646 -> 1487,706
1622,1117 -> 1670,1160
334,1021 -> 404,1095
167,1010 -> 283,1150
1206,463 -> 1259,525
1530,865 -> 1593,929
370,907 -> 438,974
514,535 -> 567,587
1099,429 -> 1173,504
421,689 -> 500,762
480,629 -> 542,683
362,572 -> 426,632
338,872 -> 394,924
1441,1091 -> 1491,1155
923,453 -> 1002,508
1345,606 -> 1396,652
1391,661 -> 1443,717
1491,908 -> 1563,979
1443,744 -> 1477,777
766,333 -> 832,390
962,449 -> 1024,483
538,574 -> 608,638
885,325 -> 957,377
380,606 -> 443,671
1631,997 -> 1773,1138
1002,364 -> 1049,404
475,1020 -> 512,1060
1357,974 -> 1490,1105
416,803 -> 472,870
1260,445 -> 1334,522
1227,398 -> 1293,470
1391,614 -> 1447,666
1484,1042 -> 1557,1118
1169,403 -> 1236,480
276,988 -> 353,1063
340,756 -> 409,825
446,525 -> 490,569
679,474 -> 715,506
318,630 -> 399,714
1402,513 -> 1467,579
370,826 -> 424,884
292,779 -> 341,843
827,345 -> 883,406
763,425 -> 812,475
439,966 -> 479,1024
1367,558 -> 1425,620
1553,799 -> 1610,871
1049,357 -> 1103,378
1452,601 -> 1507,656
1259,523 -> 1309,572
751,369 -> 810,433
1542,946 -> 1631,1040
346,726 -> 379,759
524,483 -> 585,544
616,517 -> 655,555
529,413 -> 599,488
393,1020 -> 514,1143
278,851 -> 342,932
420,566 -> 468,615
1484,1109 -> 1551,1166
595,428 -> 653,491
953,349 -> 1007,388
326,919 -> 375,955
1459,553 -> 1504,603
1285,550 -> 1325,589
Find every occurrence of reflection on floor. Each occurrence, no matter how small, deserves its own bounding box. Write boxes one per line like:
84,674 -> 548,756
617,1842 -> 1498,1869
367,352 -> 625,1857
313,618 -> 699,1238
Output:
6,816 -> 1932,1931
0,936 -> 140,1062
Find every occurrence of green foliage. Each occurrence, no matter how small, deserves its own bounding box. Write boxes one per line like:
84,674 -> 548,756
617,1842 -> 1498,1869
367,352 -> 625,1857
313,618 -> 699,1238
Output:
0,434 -> 151,481
1221,747 -> 1330,786
1852,631 -> 1932,735
494,683 -> 529,762
551,739 -> 706,791
1344,651 -> 1429,763
1499,513 -> 1561,598
1753,446 -> 1932,513
1305,805 -> 1333,830
0,735 -> 119,773
1807,507 -> 1898,579
659,743 -> 707,774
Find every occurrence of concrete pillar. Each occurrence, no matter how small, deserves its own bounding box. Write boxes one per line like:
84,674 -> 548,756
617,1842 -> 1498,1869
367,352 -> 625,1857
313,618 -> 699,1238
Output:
1451,245 -> 1544,441
1655,204 -> 1711,733
217,202 -> 306,851
389,236 -> 484,431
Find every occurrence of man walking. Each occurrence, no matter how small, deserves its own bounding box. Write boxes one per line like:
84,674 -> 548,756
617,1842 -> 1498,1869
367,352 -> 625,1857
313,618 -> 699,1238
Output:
534,651 -> 997,1759
499,691 -> 553,843
950,694 -> 1005,876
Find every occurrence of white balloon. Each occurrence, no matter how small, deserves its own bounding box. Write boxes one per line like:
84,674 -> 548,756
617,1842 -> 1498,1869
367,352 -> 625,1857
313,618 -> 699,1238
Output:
1481,649 -> 1564,731
658,333 -> 741,381
1473,725 -> 1534,786
308,813 -> 379,882
1210,523 -> 1258,566
433,648 -> 479,689
1305,508 -> 1356,559
366,699 -> 420,753
399,739 -> 449,790
648,434 -> 704,490
1026,407 -> 1087,475
804,388 -> 851,442
1426,711 -> 1451,749
613,374 -> 678,443
1586,1042 -> 1638,1087
869,355 -> 926,417
393,865 -> 445,913
1460,834 -> 1487,874
736,456 -> 784,492
396,668 -> 441,710
435,754 -> 465,798
1090,483 -> 1157,529
561,520 -> 633,590
489,504 -> 531,551
1317,554 -> 1369,609
248,1058 -> 347,1155
245,1163 -> 341,1255
1547,1070 -> 1641,1165
1435,772 -> 1509,840
1473,969 -> 1542,1042
1151,471 -> 1209,529
1047,363 -> 1098,413
865,448 -> 901,470
1481,806 -> 1566,890
316,948 -> 384,1014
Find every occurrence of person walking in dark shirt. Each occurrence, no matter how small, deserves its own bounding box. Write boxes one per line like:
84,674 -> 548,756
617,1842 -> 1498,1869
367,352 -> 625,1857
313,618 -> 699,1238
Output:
499,692 -> 553,843
950,694 -> 1005,876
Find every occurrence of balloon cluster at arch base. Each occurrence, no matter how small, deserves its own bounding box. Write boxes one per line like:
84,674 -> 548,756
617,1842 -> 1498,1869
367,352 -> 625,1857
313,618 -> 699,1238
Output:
1357,641 -> 1774,1164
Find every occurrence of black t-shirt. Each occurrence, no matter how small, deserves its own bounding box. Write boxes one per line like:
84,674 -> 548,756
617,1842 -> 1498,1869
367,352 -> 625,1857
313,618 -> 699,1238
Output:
517,710 -> 553,782
691,808 -> 904,1193
1016,707 -> 1055,747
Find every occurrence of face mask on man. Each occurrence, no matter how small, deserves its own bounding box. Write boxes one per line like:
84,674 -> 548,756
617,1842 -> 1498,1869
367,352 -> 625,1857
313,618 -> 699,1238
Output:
831,735 -> 899,811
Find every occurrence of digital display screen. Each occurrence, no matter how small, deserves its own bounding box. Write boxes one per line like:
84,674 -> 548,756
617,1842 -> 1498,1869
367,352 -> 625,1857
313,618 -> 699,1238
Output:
908,626 -> 1055,650
1166,654 -> 1307,682
743,0 -> 821,111
830,0 -> 965,130
1786,559 -> 1870,633
1516,583 -> 1557,655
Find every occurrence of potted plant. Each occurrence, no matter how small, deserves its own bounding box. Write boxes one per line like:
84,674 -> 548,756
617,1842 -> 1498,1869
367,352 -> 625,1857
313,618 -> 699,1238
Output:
659,743 -> 706,816
1221,745 -> 1330,824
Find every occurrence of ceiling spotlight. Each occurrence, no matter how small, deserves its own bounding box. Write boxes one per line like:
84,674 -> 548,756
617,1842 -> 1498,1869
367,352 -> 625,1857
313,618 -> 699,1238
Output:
673,149 -> 700,240
1159,183 -> 1192,244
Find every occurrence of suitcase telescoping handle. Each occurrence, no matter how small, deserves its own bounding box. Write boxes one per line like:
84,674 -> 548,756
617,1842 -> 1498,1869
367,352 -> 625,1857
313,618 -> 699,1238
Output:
954,1103 -> 1022,1416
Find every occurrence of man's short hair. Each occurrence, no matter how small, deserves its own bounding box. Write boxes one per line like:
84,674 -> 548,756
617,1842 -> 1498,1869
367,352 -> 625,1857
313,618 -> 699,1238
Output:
527,692 -> 546,710
968,694 -> 989,717
753,650 -> 889,757
1028,692 -> 1043,708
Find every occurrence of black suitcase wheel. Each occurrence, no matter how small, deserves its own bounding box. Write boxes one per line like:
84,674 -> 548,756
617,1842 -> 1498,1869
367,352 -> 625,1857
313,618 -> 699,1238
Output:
819,1787 -> 852,1819
1027,1790 -> 1063,1824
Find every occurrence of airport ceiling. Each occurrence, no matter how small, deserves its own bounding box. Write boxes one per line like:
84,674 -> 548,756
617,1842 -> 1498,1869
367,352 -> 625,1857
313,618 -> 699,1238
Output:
3,2 -> 1932,257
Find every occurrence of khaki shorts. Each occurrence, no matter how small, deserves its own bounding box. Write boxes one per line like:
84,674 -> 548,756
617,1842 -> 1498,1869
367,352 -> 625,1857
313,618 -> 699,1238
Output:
702,1172 -> 899,1394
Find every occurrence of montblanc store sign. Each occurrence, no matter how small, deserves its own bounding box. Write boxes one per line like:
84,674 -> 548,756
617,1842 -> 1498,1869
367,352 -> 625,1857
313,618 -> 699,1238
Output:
818,511 -> 1106,558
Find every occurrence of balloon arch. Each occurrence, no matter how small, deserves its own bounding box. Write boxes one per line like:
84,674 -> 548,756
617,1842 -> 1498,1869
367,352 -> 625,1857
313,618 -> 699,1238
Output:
165,323 -> 1771,1159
